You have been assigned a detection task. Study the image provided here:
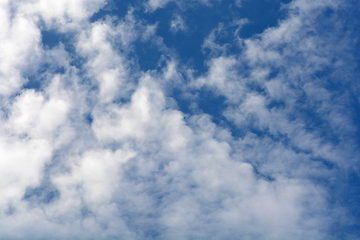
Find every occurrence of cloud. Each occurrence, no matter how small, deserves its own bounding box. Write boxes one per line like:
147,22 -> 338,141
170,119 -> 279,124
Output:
195,0 -> 359,165
0,0 -> 359,239
146,0 -> 174,11
170,15 -> 187,33
145,0 -> 220,11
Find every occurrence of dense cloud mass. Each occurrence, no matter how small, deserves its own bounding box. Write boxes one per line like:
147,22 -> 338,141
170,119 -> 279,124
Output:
0,0 -> 360,239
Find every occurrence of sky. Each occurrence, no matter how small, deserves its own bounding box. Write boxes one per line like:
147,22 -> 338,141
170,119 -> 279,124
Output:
0,0 -> 360,239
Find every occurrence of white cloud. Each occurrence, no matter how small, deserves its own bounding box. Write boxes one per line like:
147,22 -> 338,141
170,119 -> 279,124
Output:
19,0 -> 107,29
195,0 -> 359,166
0,2 -> 42,96
203,19 -> 248,56
147,0 -> 174,11
145,0 -> 220,11
0,0 -> 358,239
170,15 -> 187,33
8,87 -> 69,139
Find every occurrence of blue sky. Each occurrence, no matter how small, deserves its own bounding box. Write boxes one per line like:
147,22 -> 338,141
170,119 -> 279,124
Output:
0,0 -> 360,239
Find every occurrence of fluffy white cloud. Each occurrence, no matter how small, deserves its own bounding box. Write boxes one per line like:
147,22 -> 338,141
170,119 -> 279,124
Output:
0,0 -> 359,239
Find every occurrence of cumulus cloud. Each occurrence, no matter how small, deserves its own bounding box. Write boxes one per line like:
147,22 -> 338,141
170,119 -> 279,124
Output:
0,0 -> 359,239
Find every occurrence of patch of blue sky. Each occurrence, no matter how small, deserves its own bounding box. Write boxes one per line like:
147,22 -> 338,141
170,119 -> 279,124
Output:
23,182 -> 60,205
326,169 -> 360,239
88,0 -> 292,73
41,29 -> 68,49
23,64 -> 66,90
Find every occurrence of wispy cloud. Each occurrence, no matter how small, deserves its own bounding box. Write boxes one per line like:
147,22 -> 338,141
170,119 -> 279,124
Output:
170,14 -> 187,33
